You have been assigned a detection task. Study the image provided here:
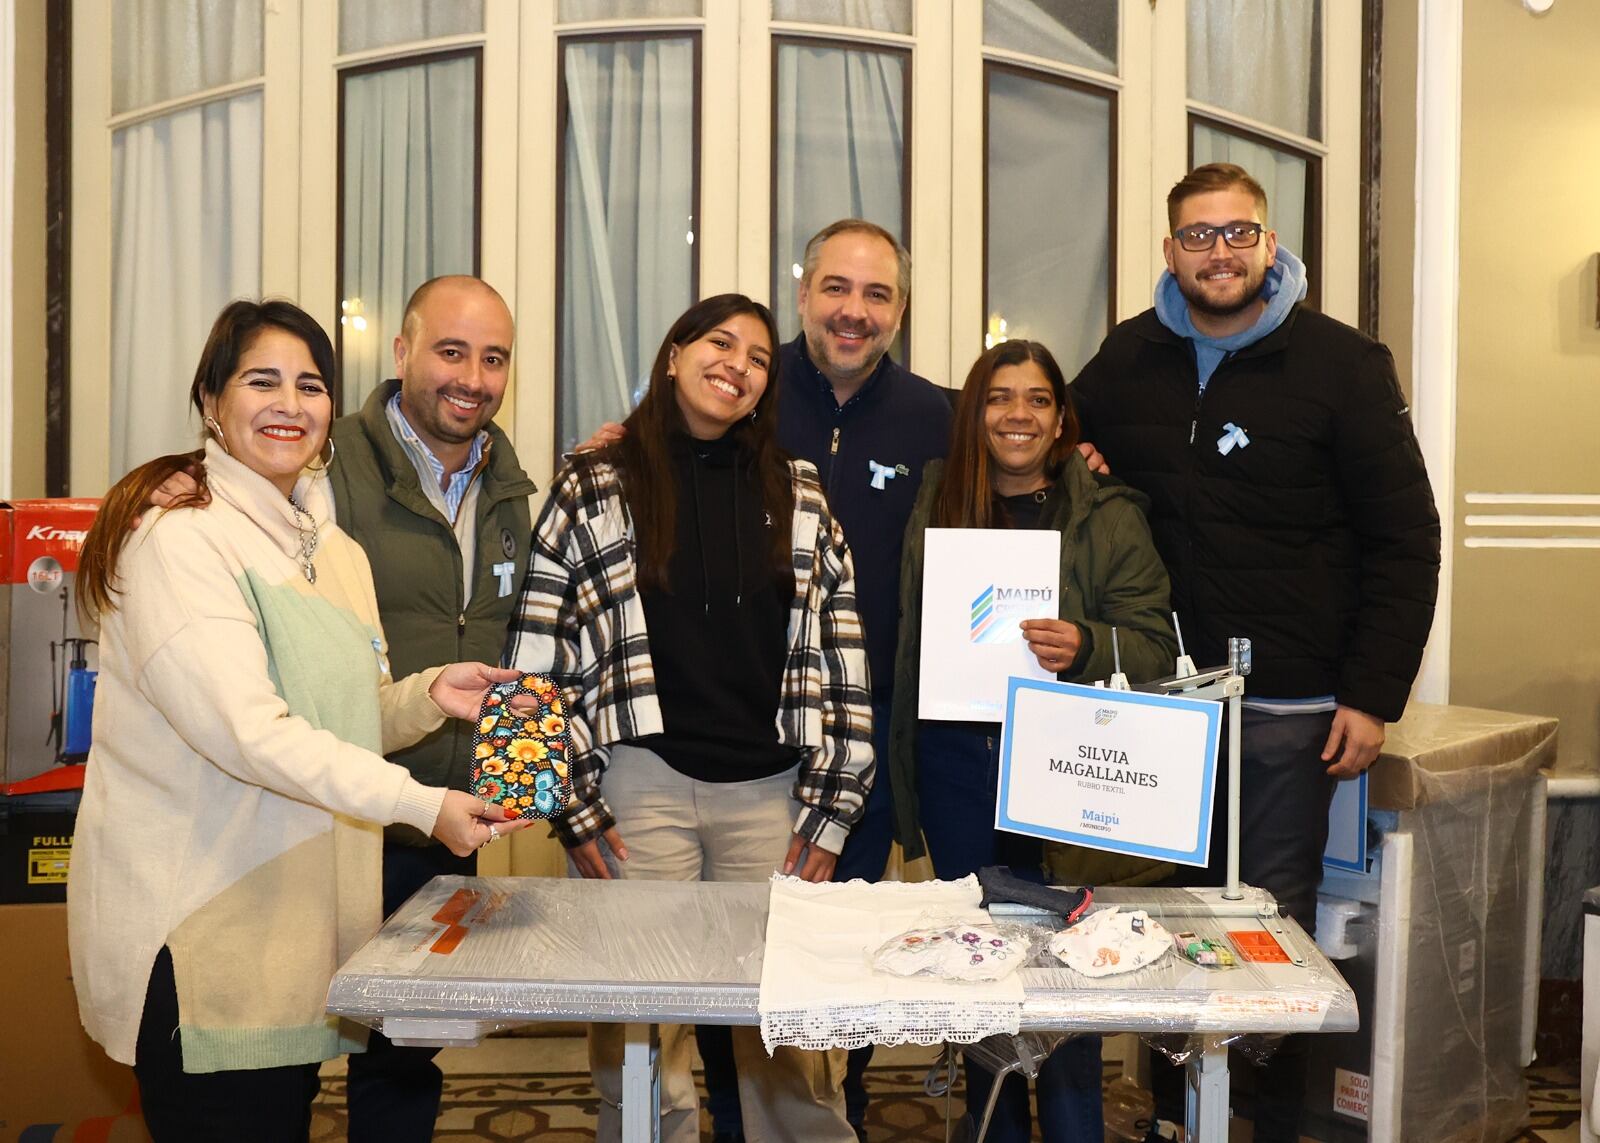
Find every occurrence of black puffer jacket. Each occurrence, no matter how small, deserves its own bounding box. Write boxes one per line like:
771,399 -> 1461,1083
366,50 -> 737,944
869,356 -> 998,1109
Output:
1070,305 -> 1440,722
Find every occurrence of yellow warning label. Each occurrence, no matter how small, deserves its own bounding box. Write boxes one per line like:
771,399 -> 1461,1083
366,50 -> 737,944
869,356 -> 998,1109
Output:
28,847 -> 71,884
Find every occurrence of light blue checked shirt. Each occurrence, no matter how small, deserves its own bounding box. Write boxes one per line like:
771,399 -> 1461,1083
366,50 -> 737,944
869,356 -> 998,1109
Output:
384,392 -> 487,524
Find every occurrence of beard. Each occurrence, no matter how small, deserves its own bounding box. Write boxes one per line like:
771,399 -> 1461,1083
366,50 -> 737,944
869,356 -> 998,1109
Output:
1176,261 -> 1269,319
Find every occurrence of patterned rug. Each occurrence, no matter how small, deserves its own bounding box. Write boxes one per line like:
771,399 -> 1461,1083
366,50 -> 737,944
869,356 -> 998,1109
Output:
310,1055 -> 1583,1143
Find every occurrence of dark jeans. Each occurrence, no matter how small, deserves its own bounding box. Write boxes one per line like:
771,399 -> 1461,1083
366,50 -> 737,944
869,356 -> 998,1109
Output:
917,720 -> 1101,1143
344,841 -> 477,1143
1151,707 -> 1338,1143
697,697 -> 894,1136
134,946 -> 323,1143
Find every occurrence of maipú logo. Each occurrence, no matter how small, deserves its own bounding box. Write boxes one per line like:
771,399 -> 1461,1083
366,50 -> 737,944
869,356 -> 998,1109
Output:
970,583 -> 1054,644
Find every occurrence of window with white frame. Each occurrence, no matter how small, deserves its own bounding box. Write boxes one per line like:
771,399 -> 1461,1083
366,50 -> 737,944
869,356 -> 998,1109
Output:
70,1 -> 1364,495
106,0 -> 265,479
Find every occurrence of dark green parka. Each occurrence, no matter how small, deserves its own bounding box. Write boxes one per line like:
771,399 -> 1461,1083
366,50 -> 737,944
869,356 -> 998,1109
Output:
889,452 -> 1179,884
328,381 -> 537,832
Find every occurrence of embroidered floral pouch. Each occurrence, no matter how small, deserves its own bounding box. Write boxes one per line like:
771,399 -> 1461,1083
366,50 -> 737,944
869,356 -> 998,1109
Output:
469,674 -> 573,821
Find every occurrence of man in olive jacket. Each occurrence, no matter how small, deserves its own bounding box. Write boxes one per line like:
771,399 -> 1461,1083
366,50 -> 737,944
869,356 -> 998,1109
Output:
335,276 -> 537,1142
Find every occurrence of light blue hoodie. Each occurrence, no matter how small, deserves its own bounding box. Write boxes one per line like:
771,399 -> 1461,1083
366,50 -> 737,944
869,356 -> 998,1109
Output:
1154,245 -> 1309,392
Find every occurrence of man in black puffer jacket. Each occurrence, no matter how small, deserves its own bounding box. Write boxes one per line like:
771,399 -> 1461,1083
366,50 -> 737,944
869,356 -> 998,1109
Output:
1071,163 -> 1440,1143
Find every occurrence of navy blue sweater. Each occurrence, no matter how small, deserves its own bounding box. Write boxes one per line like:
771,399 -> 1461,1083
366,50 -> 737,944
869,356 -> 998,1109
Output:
776,335 -> 953,700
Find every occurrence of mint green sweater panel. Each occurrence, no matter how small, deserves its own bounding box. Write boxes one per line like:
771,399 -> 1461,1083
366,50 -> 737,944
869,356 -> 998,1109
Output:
236,569 -> 385,754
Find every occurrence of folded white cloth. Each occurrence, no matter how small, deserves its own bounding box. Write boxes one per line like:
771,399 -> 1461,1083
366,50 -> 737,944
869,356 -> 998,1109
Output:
1047,906 -> 1171,978
758,874 -> 1025,1053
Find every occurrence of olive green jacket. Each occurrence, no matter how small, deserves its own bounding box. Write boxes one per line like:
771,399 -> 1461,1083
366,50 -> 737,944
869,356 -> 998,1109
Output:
328,382 -> 537,826
890,453 -> 1179,885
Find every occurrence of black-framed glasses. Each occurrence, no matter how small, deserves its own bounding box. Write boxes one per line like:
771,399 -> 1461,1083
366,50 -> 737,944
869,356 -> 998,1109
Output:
1172,221 -> 1264,253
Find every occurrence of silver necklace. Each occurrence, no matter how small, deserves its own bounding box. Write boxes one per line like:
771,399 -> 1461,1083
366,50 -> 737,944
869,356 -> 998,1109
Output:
287,493 -> 319,584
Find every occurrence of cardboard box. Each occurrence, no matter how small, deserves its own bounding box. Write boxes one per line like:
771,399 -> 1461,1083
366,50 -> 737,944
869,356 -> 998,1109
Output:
1367,702 -> 1559,811
0,903 -> 150,1142
0,500 -> 101,790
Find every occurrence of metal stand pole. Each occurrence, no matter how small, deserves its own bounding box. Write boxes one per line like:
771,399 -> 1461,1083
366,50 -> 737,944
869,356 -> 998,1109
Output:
620,1022 -> 662,1143
1184,1036 -> 1231,1143
1223,686 -> 1243,900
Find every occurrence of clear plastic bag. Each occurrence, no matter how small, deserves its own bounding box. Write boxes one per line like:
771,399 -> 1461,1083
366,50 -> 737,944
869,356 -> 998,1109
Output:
871,916 -> 1043,982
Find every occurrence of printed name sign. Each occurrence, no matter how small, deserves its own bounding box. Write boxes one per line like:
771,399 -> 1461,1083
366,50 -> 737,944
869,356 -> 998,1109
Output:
918,528 -> 1060,721
996,678 -> 1221,867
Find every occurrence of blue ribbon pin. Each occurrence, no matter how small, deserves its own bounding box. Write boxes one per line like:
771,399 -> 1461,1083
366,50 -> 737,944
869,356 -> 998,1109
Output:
1217,423 -> 1250,456
868,460 -> 898,490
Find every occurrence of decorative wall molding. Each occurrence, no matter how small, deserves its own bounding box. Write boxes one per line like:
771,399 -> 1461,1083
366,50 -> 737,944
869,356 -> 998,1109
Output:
1463,492 -> 1600,548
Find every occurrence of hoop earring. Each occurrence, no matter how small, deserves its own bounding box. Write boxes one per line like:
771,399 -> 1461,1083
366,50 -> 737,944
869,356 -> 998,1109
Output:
307,437 -> 336,472
203,416 -> 229,454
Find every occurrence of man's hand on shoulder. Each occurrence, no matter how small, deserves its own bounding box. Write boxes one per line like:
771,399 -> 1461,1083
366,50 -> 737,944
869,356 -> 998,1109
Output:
131,463 -> 209,530
1323,705 -> 1385,777
575,422 -> 626,453
1077,440 -> 1109,476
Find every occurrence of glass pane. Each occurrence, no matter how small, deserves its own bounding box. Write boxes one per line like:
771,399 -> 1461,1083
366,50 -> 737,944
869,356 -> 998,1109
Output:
986,69 -> 1112,379
559,37 -> 697,453
112,0 -> 262,114
340,55 -> 479,412
339,0 -> 483,55
771,0 -> 912,34
1187,0 -> 1321,140
1191,123 -> 1309,260
559,0 -> 703,20
772,41 -> 908,350
984,0 -> 1118,75
111,92 -> 263,476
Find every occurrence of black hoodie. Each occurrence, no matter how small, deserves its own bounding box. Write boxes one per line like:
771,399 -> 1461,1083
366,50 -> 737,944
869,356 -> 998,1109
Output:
630,432 -> 800,781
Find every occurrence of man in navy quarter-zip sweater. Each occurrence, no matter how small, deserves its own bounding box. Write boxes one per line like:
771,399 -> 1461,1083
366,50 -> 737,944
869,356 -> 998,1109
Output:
1071,164 -> 1440,1143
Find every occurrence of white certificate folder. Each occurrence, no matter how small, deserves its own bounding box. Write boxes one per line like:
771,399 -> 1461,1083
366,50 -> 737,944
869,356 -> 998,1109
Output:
917,527 -> 1061,722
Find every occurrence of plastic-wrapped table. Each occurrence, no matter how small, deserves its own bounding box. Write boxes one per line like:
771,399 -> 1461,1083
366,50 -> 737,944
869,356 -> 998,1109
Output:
326,876 -> 1357,1142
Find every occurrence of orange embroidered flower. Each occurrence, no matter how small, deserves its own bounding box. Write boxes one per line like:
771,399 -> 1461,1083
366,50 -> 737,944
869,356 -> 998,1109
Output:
539,714 -> 566,738
474,742 -> 494,760
480,758 -> 507,776
478,715 -> 500,736
506,738 -> 549,765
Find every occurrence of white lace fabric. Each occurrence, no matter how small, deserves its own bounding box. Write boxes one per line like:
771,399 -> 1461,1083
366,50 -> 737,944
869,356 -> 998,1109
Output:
758,875 -> 1025,1053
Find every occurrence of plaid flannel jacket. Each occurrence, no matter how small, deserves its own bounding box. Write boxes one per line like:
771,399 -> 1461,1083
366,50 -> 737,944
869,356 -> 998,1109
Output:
504,455 -> 874,852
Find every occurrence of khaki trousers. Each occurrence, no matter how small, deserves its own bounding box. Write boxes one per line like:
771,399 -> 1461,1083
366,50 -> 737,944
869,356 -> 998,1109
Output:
587,745 -> 853,1143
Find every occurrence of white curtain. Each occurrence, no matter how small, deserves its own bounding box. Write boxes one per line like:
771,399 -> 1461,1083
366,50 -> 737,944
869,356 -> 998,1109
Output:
559,38 -> 696,453
986,70 -> 1111,378
558,0 -> 702,21
770,0 -> 912,34
340,55 -> 478,412
1187,0 -> 1320,139
110,92 -> 262,477
338,0 -> 483,55
112,0 -> 262,115
1191,125 -> 1309,258
983,0 -> 1117,74
772,42 -> 906,346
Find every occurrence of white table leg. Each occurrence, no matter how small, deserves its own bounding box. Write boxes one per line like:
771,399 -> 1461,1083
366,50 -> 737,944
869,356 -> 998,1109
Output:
620,1022 -> 662,1143
1184,1036 -> 1230,1143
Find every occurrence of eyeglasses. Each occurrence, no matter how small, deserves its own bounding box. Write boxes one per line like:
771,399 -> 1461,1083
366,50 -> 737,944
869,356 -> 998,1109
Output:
1172,221 -> 1265,253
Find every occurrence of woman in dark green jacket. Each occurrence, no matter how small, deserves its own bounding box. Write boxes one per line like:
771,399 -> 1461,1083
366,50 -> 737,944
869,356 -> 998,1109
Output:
889,339 -> 1178,1143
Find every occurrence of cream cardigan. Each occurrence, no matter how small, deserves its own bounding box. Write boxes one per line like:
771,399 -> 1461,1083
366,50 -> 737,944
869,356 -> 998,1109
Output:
69,443 -> 449,1072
